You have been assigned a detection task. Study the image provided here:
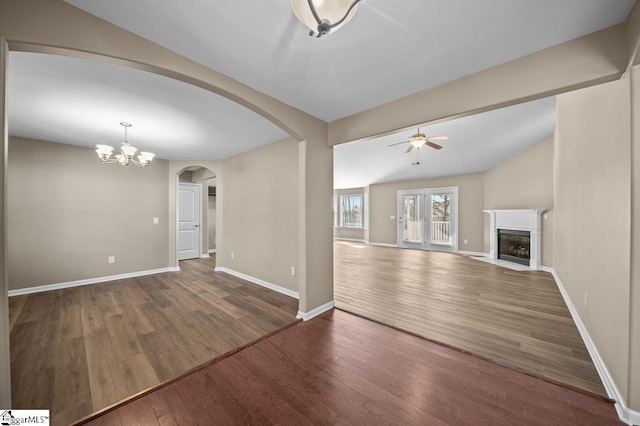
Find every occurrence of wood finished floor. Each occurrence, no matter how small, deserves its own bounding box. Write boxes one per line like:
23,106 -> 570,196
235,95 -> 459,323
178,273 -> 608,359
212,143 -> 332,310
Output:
83,309 -> 620,426
333,241 -> 607,396
9,256 -> 299,426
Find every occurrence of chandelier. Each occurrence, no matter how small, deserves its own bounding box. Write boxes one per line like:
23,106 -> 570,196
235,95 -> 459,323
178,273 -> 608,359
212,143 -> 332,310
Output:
291,0 -> 362,38
96,122 -> 155,168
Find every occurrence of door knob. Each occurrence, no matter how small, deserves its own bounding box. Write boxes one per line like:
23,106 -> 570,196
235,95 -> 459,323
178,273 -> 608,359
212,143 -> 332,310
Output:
194,224 -> 199,228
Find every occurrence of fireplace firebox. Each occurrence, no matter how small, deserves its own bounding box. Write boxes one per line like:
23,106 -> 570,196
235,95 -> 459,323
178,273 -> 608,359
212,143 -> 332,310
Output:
497,229 -> 531,266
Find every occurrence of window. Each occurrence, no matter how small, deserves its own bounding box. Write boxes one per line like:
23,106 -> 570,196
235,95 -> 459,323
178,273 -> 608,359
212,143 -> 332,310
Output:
340,194 -> 363,228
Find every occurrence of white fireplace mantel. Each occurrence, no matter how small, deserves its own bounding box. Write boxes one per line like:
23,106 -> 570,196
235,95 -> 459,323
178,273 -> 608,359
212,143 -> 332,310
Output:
483,209 -> 545,270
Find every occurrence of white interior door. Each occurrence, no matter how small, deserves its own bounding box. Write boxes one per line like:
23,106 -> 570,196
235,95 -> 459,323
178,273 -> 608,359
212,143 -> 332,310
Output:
178,183 -> 201,260
397,187 -> 458,252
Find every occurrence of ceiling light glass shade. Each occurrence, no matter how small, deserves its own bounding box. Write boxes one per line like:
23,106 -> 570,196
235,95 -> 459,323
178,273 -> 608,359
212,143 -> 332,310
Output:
139,152 -> 155,161
410,135 -> 427,149
291,0 -> 359,35
121,144 -> 137,157
96,144 -> 114,155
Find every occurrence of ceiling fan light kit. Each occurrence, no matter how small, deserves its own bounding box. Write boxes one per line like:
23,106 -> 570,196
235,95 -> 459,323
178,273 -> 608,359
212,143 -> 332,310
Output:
95,122 -> 155,168
388,129 -> 450,165
291,0 -> 362,38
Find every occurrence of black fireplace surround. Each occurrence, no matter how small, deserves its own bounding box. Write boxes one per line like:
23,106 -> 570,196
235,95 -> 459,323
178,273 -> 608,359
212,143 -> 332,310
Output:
497,229 -> 531,266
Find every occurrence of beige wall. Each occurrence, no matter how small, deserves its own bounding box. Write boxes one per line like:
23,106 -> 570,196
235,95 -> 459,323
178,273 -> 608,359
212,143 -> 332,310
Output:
219,138 -> 299,292
483,136 -> 554,266
554,78 -> 632,403
368,173 -> 485,252
630,65 -> 640,411
8,137 -> 170,290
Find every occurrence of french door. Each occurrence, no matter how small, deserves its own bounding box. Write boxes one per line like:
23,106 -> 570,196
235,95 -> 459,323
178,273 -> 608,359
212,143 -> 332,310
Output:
397,187 -> 458,252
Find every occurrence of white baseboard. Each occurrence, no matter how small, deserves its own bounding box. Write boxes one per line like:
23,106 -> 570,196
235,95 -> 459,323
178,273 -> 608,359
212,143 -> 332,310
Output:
297,300 -> 335,321
458,251 -> 488,257
368,242 -> 398,248
208,249 -> 217,254
200,253 -> 210,259
333,237 -> 367,243
549,268 -> 639,425
8,266 -> 181,297
213,267 -> 299,299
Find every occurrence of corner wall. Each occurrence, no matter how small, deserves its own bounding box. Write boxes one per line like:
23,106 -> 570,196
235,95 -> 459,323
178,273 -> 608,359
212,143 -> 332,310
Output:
483,135 -> 554,266
554,77 -> 632,404
218,138 -> 299,293
8,137 -> 170,290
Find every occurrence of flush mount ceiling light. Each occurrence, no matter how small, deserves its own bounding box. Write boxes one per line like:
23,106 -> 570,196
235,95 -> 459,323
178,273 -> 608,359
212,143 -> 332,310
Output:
291,0 -> 362,38
96,122 -> 155,168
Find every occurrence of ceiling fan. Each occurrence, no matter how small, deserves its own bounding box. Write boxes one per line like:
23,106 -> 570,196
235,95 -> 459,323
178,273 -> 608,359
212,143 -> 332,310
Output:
388,129 -> 450,165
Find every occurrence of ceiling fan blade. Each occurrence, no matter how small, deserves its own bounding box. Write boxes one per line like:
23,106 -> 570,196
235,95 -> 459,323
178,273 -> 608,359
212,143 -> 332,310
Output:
388,141 -> 409,147
405,144 -> 414,153
426,142 -> 443,150
427,136 -> 449,141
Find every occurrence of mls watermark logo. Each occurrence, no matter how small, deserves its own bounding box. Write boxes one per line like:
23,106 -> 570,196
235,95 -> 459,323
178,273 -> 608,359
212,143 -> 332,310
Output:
1,410 -> 50,425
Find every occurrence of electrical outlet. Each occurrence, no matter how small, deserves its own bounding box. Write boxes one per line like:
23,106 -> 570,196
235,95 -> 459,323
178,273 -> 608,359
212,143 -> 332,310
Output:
291,266 -> 296,276
108,256 -> 115,264
231,252 -> 234,260
463,239 -> 468,245
390,215 -> 396,220
153,217 -> 159,224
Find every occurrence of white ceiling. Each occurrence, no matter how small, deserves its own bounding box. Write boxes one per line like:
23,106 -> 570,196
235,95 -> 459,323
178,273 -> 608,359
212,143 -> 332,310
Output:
334,96 -> 556,189
8,52 -> 289,160
6,1 -> 635,180
63,0 -> 634,122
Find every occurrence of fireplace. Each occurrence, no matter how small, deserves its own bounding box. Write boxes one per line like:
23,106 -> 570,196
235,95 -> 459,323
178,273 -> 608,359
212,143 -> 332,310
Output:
498,229 -> 531,266
483,209 -> 544,270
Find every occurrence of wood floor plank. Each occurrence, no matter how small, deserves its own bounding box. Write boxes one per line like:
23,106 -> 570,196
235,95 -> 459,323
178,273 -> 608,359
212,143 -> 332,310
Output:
9,255 -> 298,426
333,242 -> 607,396
84,310 -> 620,426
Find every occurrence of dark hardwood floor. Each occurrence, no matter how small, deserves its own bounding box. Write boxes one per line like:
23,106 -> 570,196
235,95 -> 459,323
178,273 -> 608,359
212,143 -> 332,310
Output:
333,241 -> 607,396
9,256 -> 299,426
82,309 -> 621,425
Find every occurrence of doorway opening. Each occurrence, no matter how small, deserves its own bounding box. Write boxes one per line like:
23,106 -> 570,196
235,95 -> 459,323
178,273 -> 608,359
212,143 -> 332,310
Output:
177,167 -> 216,261
397,187 -> 458,252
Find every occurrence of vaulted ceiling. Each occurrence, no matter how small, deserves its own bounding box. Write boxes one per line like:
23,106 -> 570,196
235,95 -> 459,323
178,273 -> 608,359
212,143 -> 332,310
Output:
7,0 -> 636,185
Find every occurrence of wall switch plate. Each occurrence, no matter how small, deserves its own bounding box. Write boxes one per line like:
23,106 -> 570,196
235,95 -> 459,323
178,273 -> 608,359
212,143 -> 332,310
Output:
153,217 -> 159,224
543,213 -> 549,220
108,256 -> 115,264
231,252 -> 234,260
291,267 -> 296,276
584,293 -> 588,308
463,239 -> 468,245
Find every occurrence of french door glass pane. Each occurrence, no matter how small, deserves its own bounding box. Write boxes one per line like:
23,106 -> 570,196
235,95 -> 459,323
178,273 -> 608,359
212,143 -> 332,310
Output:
431,193 -> 451,245
403,195 -> 422,243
